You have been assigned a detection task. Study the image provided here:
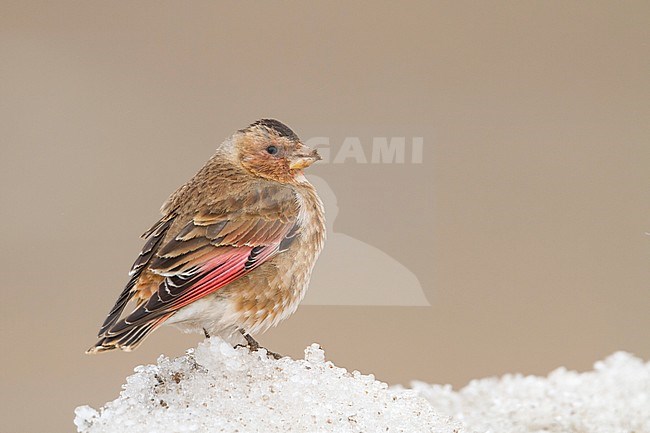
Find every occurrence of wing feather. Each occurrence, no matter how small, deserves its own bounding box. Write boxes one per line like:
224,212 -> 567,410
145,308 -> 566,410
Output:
98,217 -> 174,337
91,183 -> 299,351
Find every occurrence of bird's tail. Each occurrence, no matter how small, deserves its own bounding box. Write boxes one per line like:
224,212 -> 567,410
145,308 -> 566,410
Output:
85,313 -> 171,354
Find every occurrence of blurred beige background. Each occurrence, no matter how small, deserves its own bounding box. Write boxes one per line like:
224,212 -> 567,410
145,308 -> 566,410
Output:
1,1 -> 649,432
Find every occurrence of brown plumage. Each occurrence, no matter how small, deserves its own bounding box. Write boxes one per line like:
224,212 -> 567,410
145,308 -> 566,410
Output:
87,119 -> 325,354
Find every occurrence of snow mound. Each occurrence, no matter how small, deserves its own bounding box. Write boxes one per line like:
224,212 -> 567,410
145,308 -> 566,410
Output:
75,338 -> 458,433
409,352 -> 650,433
75,339 -> 650,433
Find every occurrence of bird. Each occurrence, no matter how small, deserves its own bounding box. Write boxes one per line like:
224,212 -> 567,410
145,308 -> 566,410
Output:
87,119 -> 325,355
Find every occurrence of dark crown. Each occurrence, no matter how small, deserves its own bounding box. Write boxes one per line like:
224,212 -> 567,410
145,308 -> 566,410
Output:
245,119 -> 299,141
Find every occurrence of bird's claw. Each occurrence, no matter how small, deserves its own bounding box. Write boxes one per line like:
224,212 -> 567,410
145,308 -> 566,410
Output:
235,330 -> 283,359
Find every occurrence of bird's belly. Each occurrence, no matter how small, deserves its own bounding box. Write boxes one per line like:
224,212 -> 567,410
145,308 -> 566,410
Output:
224,259 -> 310,335
164,223 -> 322,340
162,276 -> 304,341
164,295 -> 239,339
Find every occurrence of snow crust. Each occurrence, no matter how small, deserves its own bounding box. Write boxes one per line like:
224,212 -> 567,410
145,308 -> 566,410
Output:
409,351 -> 650,433
75,338 -> 457,433
75,338 -> 650,433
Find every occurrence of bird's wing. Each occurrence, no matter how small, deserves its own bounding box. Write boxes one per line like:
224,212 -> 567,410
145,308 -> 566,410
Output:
97,216 -> 174,337
105,184 -> 300,333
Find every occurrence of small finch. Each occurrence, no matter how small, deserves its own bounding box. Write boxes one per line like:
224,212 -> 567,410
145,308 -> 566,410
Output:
87,119 -> 325,355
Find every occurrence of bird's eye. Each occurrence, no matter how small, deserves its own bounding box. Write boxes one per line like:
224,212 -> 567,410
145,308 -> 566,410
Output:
266,145 -> 278,155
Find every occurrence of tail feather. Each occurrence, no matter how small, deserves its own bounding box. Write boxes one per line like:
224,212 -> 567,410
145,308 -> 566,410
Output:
86,314 -> 171,354
97,279 -> 137,338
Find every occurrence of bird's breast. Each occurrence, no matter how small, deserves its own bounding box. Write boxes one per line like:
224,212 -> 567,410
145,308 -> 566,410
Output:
226,184 -> 325,334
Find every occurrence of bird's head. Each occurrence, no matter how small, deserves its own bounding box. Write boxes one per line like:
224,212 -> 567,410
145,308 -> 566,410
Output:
228,119 -> 321,184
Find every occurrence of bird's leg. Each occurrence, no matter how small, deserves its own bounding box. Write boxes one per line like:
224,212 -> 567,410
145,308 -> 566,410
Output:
242,332 -> 260,351
235,329 -> 283,360
203,328 -> 211,339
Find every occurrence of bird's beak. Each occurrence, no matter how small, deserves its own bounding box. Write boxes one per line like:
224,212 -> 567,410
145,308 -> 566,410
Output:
289,148 -> 321,170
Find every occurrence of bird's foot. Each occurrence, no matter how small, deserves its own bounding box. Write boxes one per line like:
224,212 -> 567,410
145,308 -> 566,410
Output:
265,350 -> 283,360
235,330 -> 283,360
